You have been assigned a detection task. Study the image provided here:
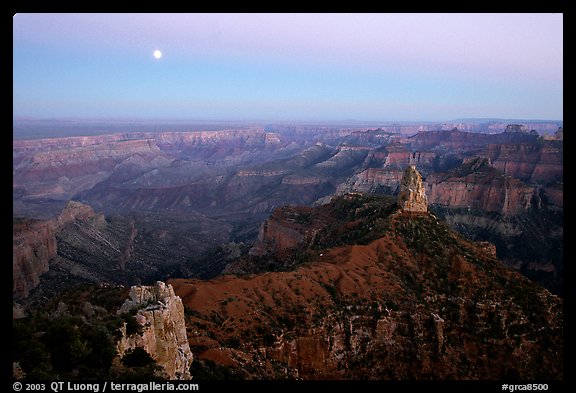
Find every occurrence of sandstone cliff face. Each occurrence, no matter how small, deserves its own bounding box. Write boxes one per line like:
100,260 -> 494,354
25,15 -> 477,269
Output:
397,165 -> 428,213
485,142 -> 563,184
426,158 -> 538,215
116,281 -> 193,380
383,144 -> 436,171
13,219 -> 57,299
249,211 -> 305,257
408,129 -> 538,152
336,168 -> 405,195
13,201 -> 102,300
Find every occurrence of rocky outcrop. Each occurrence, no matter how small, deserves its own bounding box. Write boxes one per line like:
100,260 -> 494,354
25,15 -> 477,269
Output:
504,124 -> 538,135
57,200 -> 100,226
116,281 -> 193,380
249,211 -> 305,257
13,219 -> 57,299
397,165 -> 428,213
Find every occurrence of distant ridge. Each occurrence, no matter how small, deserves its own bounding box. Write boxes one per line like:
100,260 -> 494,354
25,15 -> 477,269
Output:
450,117 -> 563,124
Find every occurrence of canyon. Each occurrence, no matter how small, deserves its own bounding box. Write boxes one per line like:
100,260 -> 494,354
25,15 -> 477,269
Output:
12,193 -> 563,380
13,124 -> 563,303
13,122 -> 563,379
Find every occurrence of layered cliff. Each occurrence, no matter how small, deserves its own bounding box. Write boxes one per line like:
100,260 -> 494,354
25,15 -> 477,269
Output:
18,205 -> 234,309
382,144 -> 436,172
14,127 -> 563,300
426,158 -> 539,215
407,129 -> 539,152
116,281 -> 193,380
13,138 -> 171,202
13,219 -> 57,299
12,129 -> 280,154
336,168 -> 405,195
485,141 -> 563,184
12,130 -> 283,207
12,201 -> 103,300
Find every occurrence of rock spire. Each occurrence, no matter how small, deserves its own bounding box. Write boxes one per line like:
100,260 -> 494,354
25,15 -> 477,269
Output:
398,165 -> 428,213
116,281 -> 193,380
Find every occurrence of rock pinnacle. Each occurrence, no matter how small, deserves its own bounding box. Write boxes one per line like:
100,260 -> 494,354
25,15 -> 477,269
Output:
398,165 -> 428,213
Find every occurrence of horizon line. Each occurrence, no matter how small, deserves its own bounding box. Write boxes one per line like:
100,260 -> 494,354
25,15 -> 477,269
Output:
13,115 -> 564,125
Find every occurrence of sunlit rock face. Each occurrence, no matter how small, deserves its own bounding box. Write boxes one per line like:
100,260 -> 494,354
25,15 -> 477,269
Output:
397,165 -> 428,213
116,281 -> 193,380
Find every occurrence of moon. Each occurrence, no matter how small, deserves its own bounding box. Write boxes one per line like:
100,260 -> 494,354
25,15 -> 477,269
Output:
153,50 -> 162,59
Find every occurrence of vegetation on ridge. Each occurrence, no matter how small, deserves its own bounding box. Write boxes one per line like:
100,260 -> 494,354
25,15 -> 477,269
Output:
12,285 -> 160,380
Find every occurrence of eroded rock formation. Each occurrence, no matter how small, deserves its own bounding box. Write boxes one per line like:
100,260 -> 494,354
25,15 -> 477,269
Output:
485,142 -> 563,184
426,158 -> 540,215
249,211 -> 305,257
336,168 -> 404,195
13,219 -> 57,298
116,281 -> 193,380
397,165 -> 428,213
12,201 -> 105,300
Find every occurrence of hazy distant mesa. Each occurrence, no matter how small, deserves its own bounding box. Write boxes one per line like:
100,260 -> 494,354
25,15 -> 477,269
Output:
13,117 -> 562,140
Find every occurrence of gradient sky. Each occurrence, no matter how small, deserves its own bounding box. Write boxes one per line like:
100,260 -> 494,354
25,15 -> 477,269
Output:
13,13 -> 563,122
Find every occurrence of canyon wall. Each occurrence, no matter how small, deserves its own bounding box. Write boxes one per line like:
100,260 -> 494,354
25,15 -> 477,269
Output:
425,158 -> 539,215
249,211 -> 306,257
13,220 -> 57,298
337,168 -> 405,195
13,201 -> 105,300
486,142 -> 563,184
